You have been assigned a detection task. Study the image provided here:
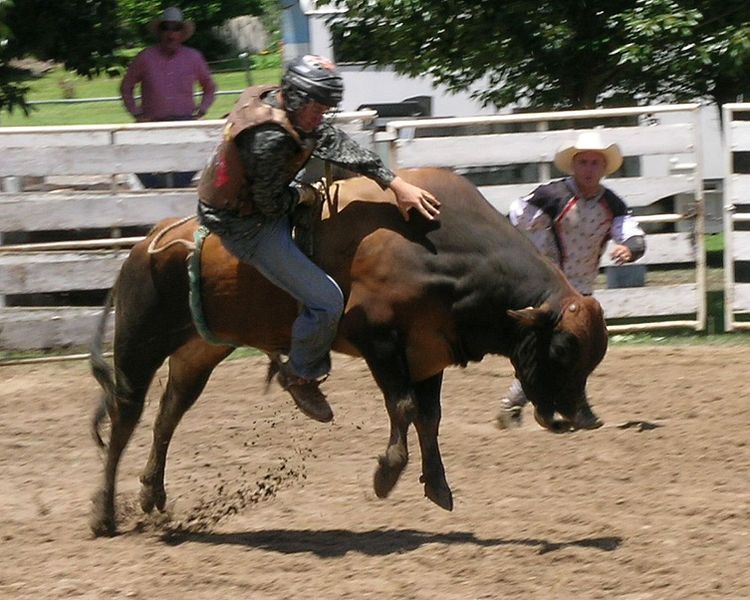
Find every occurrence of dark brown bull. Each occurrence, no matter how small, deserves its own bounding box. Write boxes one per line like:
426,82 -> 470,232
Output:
89,167 -> 608,536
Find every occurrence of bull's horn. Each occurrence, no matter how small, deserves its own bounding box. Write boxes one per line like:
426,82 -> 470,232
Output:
507,306 -> 548,328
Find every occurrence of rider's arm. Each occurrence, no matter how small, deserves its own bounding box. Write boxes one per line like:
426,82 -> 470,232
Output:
311,122 -> 394,188
311,123 -> 439,220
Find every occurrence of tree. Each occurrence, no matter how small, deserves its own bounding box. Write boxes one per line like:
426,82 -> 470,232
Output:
325,0 -> 750,110
1,0 -> 121,114
614,0 -> 750,107
0,0 -> 265,114
116,1 -> 264,59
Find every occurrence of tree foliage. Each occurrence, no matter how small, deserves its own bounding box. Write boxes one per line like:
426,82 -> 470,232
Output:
116,0 -> 263,57
0,0 -> 264,114
614,0 -> 750,106
326,0 -> 750,110
1,0 -> 120,113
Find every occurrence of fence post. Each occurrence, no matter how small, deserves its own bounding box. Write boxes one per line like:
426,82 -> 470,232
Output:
0,177 -> 22,308
723,104 -> 736,332
691,105 -> 707,332
240,52 -> 252,86
536,121 -> 551,181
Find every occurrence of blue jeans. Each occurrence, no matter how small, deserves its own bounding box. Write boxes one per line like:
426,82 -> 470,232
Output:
198,203 -> 344,380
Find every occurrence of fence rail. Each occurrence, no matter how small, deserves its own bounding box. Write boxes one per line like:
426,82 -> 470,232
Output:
23,89 -> 249,107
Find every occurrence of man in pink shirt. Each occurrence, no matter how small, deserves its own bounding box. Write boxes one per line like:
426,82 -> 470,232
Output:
120,6 -> 216,187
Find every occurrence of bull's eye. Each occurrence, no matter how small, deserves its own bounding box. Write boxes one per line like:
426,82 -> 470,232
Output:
568,303 -> 577,313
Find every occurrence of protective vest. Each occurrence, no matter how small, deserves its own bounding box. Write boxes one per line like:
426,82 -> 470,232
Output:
198,85 -> 314,215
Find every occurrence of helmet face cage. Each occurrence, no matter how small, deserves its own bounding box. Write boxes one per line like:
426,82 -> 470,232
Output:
282,84 -> 339,132
282,55 -> 344,110
281,82 -> 313,114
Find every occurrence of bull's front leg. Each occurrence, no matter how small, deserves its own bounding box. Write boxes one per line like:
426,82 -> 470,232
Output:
413,372 -> 453,511
351,327 -> 415,499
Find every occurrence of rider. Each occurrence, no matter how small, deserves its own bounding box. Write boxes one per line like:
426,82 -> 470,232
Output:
197,55 -> 440,423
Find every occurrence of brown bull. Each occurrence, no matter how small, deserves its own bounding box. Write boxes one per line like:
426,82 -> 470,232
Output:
89,167 -> 608,536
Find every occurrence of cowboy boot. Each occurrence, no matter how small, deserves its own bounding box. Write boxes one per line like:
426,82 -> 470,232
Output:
495,378 -> 527,429
495,397 -> 523,429
276,360 -> 333,423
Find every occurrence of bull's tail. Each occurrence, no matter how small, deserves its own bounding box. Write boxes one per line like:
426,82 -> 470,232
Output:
89,286 -> 120,448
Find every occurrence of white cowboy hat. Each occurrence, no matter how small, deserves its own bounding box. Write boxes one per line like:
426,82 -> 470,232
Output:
553,130 -> 623,176
149,6 -> 195,42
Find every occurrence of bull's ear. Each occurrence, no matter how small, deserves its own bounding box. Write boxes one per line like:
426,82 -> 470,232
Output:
507,306 -> 549,328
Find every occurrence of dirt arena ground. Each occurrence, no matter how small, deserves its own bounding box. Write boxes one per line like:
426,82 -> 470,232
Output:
1,345 -> 748,599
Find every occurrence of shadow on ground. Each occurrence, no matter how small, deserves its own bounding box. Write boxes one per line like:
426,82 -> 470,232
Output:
160,528 -> 622,558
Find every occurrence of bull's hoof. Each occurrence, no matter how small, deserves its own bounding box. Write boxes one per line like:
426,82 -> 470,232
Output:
139,482 -> 166,514
534,408 -> 573,433
575,407 -> 604,430
90,491 -> 117,537
373,455 -> 406,499
549,418 -> 575,434
422,478 -> 453,511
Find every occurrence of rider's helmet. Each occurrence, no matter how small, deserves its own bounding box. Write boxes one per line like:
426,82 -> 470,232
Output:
281,55 -> 344,113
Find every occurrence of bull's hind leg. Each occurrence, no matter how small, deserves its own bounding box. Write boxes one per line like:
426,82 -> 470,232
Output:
413,372 -> 453,511
91,249 -> 194,537
139,339 -> 233,514
354,328 -> 416,499
91,343 -> 169,536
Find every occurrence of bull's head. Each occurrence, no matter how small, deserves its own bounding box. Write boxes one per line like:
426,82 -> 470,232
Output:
508,296 -> 608,433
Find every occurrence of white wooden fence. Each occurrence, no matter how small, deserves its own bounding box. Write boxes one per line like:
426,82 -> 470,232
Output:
385,104 -> 706,332
0,104 -> 709,355
0,112 -> 376,353
722,103 -> 750,331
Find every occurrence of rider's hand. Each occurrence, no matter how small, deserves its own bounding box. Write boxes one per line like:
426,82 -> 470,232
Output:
297,181 -> 326,206
389,176 -> 441,221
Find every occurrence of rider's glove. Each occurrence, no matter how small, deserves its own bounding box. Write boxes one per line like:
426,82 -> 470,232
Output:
297,180 -> 326,206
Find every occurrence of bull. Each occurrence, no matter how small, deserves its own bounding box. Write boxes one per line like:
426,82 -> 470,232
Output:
89,167 -> 608,536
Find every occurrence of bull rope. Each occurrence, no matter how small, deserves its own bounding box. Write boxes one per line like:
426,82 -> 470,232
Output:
146,215 -> 197,254
145,216 -> 234,347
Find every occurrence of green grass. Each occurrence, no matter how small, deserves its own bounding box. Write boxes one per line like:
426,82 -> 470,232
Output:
0,55 -> 283,127
704,233 -> 724,253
